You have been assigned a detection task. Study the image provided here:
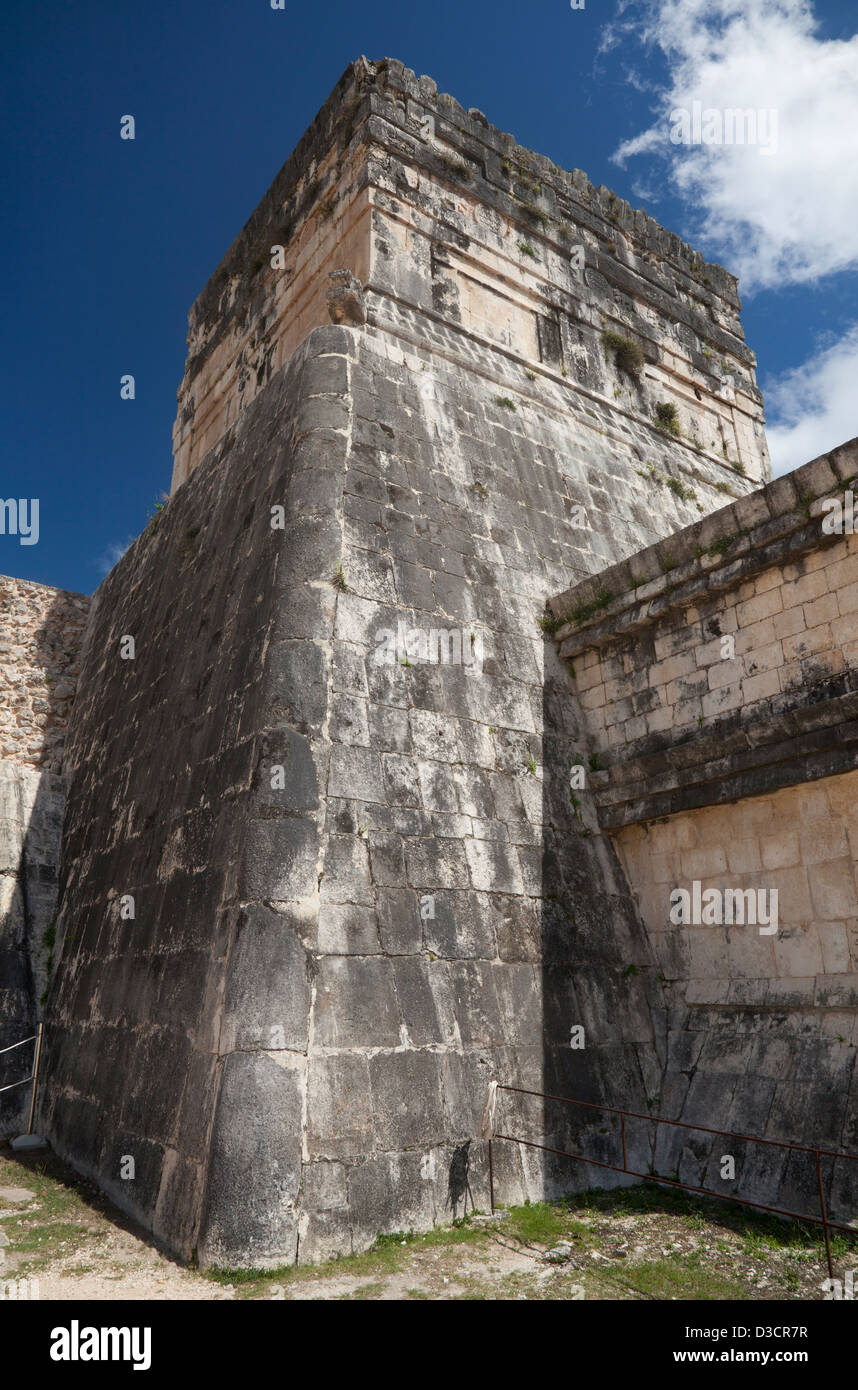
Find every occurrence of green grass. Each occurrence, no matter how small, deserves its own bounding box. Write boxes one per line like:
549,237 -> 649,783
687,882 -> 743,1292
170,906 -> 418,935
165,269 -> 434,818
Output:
1,1161 -> 88,1220
336,1280 -> 386,1300
518,201 -> 547,225
707,532 -> 739,556
0,1154 -> 108,1275
6,1149 -> 851,1302
144,496 -> 167,533
666,476 -> 697,502
620,1252 -> 748,1300
9,1220 -> 93,1274
570,588 -> 614,626
572,1182 -> 854,1262
202,1223 -> 488,1298
9,1218 -> 85,1254
499,1200 -> 585,1246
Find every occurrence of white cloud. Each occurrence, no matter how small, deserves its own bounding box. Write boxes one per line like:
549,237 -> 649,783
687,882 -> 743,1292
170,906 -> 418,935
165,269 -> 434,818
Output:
602,1 -> 858,475
607,0 -> 858,291
96,536 -> 134,577
763,324 -> 858,475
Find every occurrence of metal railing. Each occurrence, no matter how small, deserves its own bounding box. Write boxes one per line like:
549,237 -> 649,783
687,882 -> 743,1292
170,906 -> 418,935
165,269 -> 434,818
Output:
486,1083 -> 858,1279
0,1024 -> 43,1133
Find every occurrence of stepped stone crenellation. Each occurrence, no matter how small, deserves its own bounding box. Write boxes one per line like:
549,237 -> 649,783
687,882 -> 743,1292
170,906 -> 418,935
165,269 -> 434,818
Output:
172,56 -> 767,493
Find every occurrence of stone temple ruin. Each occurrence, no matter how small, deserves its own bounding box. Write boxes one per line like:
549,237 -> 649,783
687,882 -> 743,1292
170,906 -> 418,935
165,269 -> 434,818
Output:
2,57 -> 857,1267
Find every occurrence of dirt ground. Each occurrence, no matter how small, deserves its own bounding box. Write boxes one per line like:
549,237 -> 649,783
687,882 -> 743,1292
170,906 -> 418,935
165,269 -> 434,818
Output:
0,1142 -> 850,1301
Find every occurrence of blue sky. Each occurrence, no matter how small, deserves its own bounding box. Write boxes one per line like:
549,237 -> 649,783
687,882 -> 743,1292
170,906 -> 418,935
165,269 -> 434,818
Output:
3,0 -> 857,595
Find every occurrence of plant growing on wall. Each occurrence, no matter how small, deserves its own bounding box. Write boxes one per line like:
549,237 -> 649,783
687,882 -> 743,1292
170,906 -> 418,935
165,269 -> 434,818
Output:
602,330 -> 644,380
653,402 -> 680,435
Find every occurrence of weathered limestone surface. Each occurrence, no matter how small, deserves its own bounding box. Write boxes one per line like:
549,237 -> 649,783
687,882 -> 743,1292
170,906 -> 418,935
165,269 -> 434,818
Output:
291,315 -> 681,1264
614,774 -> 858,1228
38,336 -> 332,1260
551,437 -> 858,825
38,57 -> 793,1265
0,577 -> 89,773
552,438 -> 858,1225
39,319 -> 673,1265
0,761 -> 66,1136
173,57 -> 768,491
0,576 -> 87,1136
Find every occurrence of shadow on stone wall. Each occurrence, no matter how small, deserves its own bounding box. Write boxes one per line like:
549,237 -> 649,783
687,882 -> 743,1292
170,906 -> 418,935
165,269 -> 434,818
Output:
534,641 -> 667,1205
536,637 -> 858,1235
0,590 -> 79,1136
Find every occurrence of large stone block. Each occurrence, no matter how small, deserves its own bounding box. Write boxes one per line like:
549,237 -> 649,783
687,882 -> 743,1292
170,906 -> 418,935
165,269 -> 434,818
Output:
313,957 -> 400,1047
220,905 -> 310,1053
199,1052 -> 303,1267
369,1051 -> 446,1149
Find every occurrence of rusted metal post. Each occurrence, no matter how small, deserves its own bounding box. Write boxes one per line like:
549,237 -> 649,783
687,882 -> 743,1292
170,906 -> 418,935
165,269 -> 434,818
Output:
488,1138 -> 495,1214
26,1022 -> 43,1134
815,1149 -> 834,1280
491,1082 -> 858,1252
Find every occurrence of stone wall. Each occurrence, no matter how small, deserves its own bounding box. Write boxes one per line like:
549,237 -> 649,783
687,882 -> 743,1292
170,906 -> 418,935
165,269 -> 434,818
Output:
37,339 -> 323,1258
613,773 -> 858,1224
0,577 -> 88,1136
550,438 -> 858,1224
40,319 -> 675,1265
0,762 -> 67,1136
39,58 -> 785,1266
290,314 -> 681,1265
173,56 -> 769,492
550,438 -> 858,826
616,772 -> 858,1009
0,577 -> 89,773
